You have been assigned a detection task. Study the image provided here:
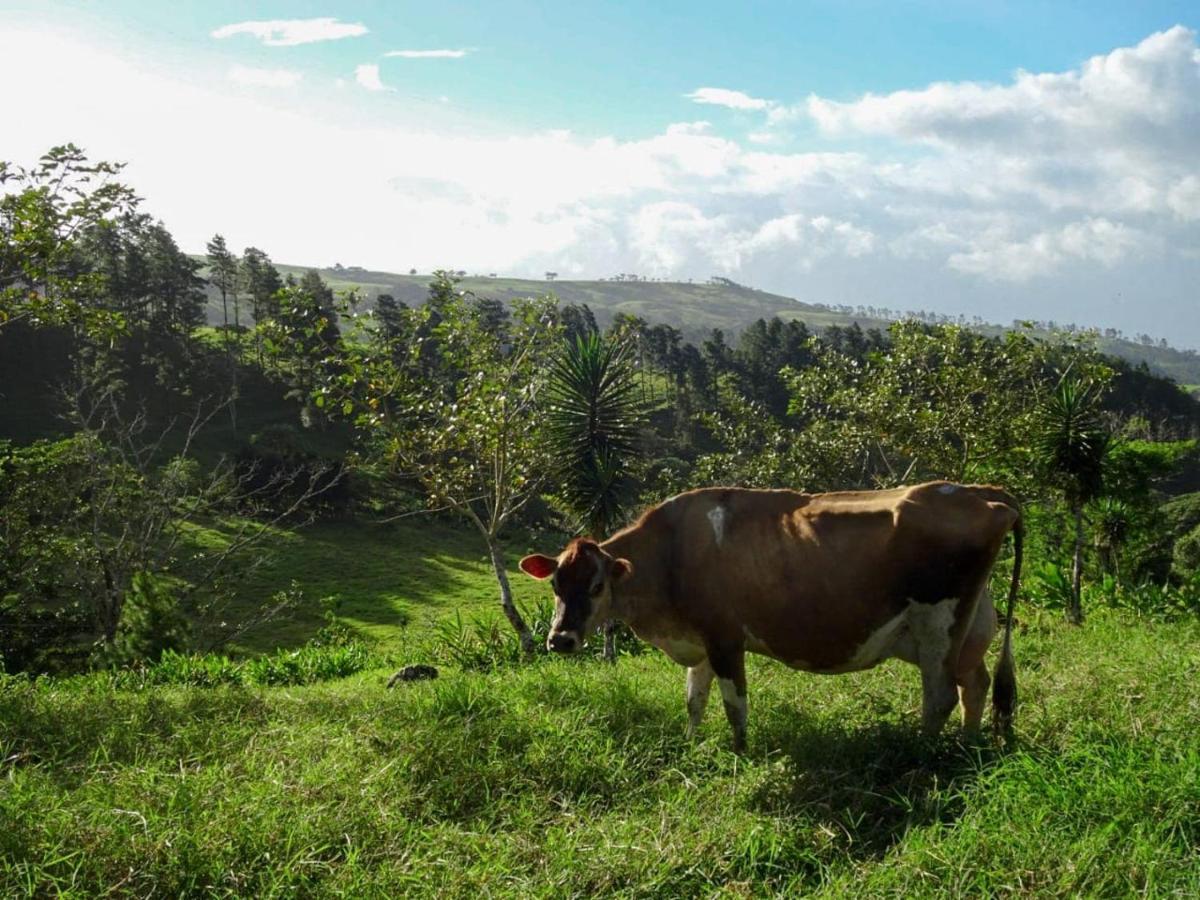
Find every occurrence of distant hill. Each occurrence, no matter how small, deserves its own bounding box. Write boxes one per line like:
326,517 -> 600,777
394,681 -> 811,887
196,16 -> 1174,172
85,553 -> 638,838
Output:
200,262 -> 1200,385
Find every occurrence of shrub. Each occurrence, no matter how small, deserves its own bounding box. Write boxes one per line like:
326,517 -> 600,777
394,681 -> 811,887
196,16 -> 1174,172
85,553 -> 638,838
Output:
99,571 -> 190,668
429,597 -> 645,673
110,622 -> 376,689
235,424 -> 349,518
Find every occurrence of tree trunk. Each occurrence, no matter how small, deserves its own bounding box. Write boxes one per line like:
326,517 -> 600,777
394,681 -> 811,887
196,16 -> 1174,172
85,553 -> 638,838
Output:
1068,502 -> 1085,625
487,534 -> 536,656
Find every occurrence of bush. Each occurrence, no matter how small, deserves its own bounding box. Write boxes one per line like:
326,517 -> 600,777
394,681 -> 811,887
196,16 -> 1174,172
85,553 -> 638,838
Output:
99,571 -> 190,668
1085,572 -> 1200,620
235,424 -> 349,518
1172,523 -> 1200,580
111,622 -> 376,689
429,597 -> 645,673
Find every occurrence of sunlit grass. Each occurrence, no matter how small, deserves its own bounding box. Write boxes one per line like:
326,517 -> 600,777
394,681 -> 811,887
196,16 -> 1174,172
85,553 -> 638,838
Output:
3,577 -> 1199,898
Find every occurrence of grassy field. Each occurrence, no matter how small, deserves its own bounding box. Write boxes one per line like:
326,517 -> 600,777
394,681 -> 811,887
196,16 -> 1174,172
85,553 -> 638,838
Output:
185,516 -> 555,655
3,520 -> 1200,897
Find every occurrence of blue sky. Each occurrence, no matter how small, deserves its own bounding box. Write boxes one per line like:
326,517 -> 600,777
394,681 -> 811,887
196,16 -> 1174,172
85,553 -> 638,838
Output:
3,2 -> 1199,346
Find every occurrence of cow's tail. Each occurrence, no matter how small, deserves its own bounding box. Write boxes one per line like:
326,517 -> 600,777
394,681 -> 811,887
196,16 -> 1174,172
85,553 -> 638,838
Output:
991,508 -> 1023,736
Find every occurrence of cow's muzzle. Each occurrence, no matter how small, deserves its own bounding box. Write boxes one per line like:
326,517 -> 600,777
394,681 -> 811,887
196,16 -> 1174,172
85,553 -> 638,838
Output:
547,631 -> 579,653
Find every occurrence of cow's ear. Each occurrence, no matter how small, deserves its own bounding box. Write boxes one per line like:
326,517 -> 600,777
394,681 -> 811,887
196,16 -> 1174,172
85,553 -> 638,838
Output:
610,558 -> 634,582
519,554 -> 558,580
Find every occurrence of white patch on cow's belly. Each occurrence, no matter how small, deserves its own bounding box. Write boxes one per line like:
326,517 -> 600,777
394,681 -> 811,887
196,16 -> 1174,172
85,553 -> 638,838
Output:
654,636 -> 706,667
821,610 -> 909,673
707,505 -> 726,546
907,597 -> 958,665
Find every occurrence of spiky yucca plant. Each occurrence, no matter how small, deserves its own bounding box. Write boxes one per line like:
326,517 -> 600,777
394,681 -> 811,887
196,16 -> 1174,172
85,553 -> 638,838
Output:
544,332 -> 644,659
1032,375 -> 1111,624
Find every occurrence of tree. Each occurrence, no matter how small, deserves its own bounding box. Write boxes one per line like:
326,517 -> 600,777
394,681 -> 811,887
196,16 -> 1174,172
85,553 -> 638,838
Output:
0,385 -> 337,672
373,293 -> 407,342
331,275 -> 559,653
262,270 -> 342,429
206,234 -> 240,429
544,332 -> 644,660
205,235 -> 237,344
1032,374 -> 1111,624
1,144 -> 137,337
240,246 -> 282,366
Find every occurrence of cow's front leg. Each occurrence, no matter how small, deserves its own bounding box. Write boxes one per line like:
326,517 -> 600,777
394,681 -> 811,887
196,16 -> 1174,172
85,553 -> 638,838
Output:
685,660 -> 715,740
708,644 -> 748,753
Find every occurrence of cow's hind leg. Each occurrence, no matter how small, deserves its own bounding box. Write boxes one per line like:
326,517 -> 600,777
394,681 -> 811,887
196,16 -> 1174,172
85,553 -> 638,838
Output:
909,599 -> 961,737
957,661 -> 990,735
956,590 -> 996,735
685,660 -> 715,740
708,644 -> 748,753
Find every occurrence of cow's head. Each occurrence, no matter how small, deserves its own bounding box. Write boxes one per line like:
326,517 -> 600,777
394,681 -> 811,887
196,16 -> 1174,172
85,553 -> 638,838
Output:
519,538 -> 633,653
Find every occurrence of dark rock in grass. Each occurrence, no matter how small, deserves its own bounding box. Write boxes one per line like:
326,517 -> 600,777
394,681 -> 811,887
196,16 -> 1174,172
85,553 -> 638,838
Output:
386,664 -> 439,688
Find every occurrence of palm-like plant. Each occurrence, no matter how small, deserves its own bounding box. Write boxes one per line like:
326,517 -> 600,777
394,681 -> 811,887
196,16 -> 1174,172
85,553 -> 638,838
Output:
1031,374 -> 1111,624
545,332 -> 644,659
545,332 -> 643,536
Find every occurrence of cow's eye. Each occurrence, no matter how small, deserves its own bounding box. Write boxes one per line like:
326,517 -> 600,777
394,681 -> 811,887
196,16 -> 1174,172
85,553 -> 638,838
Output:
589,582 -> 603,596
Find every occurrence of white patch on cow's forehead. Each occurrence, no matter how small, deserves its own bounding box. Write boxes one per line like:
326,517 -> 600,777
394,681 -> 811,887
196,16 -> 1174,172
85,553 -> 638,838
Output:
937,483 -> 958,494
707,505 -> 727,546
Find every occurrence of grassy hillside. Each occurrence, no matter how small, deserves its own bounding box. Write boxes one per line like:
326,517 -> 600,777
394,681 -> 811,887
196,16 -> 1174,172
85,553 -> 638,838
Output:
206,261 -> 1200,385
3,519 -> 1200,896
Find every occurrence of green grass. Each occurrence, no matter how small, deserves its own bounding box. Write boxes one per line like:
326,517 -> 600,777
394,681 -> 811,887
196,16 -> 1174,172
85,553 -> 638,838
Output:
2,605 -> 1198,897
183,516 -> 558,656
5,515 -> 1200,896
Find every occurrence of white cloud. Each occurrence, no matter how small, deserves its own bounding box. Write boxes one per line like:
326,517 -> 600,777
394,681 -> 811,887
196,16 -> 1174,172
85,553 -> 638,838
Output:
806,26 -> 1200,172
211,18 -> 367,47
385,49 -> 471,59
4,25 -> 1198,345
354,63 -> 388,92
227,65 -> 302,88
948,218 -> 1159,281
1167,175 -> 1200,221
686,87 -> 771,111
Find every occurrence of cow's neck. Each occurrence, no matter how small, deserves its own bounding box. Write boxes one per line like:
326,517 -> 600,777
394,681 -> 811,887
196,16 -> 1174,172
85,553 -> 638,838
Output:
601,525 -> 672,636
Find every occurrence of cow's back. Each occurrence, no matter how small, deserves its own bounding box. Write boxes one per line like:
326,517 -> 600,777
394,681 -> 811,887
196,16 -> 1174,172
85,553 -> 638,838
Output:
660,483 -> 1017,671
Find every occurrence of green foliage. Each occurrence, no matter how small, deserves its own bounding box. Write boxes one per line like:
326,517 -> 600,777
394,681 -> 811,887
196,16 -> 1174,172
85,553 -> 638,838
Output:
1,144 -> 137,337
261,271 -> 343,427
1160,490 -> 1200,539
99,571 -> 190,668
430,599 -> 646,672
1173,524 -> 1200,579
544,332 -> 643,535
111,611 -> 374,689
1026,561 -> 1075,612
1031,374 -> 1111,505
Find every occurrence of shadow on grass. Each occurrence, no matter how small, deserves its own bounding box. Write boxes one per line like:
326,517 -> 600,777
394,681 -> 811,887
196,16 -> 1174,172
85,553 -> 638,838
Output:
748,709 -> 1004,862
193,518 -> 543,655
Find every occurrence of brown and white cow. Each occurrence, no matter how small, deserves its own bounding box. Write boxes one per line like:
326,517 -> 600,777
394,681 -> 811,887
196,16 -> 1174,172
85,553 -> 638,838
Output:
520,481 -> 1022,752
